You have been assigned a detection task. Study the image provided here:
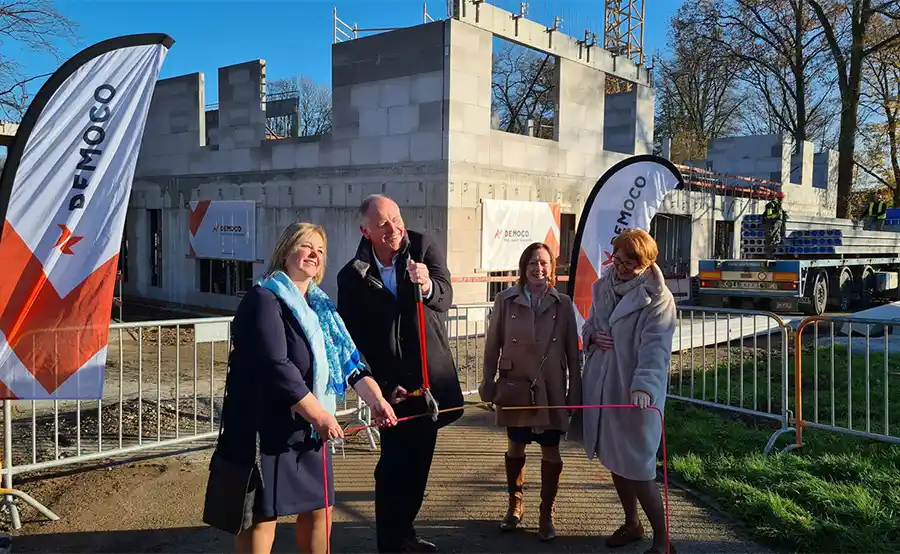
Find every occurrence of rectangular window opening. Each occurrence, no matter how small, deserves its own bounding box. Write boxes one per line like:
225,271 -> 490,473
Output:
649,214 -> 692,278
198,259 -> 255,296
490,36 -> 558,141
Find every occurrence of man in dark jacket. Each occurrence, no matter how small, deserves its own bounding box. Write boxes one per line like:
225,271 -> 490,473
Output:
336,194 -> 464,553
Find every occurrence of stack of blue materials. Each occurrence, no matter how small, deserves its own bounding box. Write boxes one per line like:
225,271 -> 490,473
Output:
740,215 -> 784,257
739,214 -> 900,258
886,207 -> 900,226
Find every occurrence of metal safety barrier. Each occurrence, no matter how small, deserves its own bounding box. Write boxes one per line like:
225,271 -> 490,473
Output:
0,304 -> 494,529
446,303 -> 493,396
23,303 -> 899,530
793,315 -> 900,448
668,306 -> 798,454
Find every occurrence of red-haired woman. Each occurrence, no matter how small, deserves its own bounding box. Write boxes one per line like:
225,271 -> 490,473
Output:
580,228 -> 677,554
480,242 -> 581,542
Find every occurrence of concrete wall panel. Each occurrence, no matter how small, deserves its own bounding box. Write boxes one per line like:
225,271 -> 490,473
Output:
453,0 -> 651,86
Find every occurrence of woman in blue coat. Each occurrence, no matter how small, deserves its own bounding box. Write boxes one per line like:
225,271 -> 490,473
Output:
217,222 -> 398,554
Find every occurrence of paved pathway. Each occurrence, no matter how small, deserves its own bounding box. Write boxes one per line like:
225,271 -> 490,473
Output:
7,406 -> 773,553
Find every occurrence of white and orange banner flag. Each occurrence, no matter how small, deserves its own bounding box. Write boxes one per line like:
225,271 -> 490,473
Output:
568,155 -> 683,337
0,34 -> 173,400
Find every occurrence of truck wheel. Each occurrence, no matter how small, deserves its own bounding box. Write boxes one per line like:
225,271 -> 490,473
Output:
828,267 -> 854,313
855,266 -> 876,310
802,270 -> 828,316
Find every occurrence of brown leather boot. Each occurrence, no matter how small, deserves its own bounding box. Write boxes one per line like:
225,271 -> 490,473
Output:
500,454 -> 526,531
538,459 -> 562,541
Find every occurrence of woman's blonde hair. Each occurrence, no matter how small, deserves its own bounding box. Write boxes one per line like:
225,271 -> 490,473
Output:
265,222 -> 327,284
612,228 -> 658,271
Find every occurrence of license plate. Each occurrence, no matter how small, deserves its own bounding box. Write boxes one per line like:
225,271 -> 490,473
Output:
773,298 -> 797,311
735,282 -> 759,289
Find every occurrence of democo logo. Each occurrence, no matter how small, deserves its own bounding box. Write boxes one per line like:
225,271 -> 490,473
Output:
494,228 -> 531,240
213,223 -> 244,234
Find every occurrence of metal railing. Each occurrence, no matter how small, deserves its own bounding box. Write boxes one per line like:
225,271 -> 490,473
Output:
5,303 -> 898,530
0,304 -> 494,529
668,306 -> 797,454
333,7 -> 358,44
793,315 -> 900,447
332,3 -> 443,45
447,303 -> 493,395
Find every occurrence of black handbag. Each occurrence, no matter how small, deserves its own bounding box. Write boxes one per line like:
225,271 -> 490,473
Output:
201,376 -> 262,536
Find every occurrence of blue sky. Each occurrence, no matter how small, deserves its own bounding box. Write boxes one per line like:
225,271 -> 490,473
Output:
11,0 -> 682,105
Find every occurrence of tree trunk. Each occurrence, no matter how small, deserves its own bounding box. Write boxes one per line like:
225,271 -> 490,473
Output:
835,105 -> 858,219
888,115 -> 900,193
834,3 -> 868,219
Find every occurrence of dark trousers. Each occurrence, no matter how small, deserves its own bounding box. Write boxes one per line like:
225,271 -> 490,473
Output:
375,417 -> 439,552
868,217 -> 886,231
764,219 -> 783,255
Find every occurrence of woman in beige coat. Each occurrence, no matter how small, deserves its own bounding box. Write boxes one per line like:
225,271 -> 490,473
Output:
580,229 -> 676,554
479,242 -> 581,542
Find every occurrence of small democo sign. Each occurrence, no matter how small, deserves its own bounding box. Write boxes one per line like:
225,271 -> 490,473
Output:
213,223 -> 244,235
188,200 -> 256,261
481,199 -> 561,271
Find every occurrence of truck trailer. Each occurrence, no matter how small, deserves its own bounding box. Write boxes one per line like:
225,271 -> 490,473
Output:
697,210 -> 900,315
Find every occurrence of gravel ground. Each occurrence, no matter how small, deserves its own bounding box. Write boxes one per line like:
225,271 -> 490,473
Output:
3,407 -> 774,554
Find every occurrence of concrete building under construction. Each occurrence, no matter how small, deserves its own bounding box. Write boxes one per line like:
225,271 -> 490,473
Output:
119,0 -> 839,312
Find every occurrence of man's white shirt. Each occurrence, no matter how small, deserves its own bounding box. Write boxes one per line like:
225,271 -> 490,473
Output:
372,248 -> 434,299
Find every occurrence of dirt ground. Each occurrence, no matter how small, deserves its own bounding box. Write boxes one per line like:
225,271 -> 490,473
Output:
4,407 -> 774,554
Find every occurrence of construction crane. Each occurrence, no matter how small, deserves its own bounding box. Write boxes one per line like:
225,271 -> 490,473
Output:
604,0 -> 645,66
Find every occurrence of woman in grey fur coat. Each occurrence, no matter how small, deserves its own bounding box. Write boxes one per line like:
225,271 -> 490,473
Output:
579,228 -> 676,554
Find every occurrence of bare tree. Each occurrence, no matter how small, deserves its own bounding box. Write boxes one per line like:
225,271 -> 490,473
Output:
807,0 -> 900,218
860,16 -> 900,193
698,0 -> 837,144
736,90 -> 786,135
654,0 -> 745,163
265,75 -> 332,138
0,1 -> 76,120
491,40 -> 556,140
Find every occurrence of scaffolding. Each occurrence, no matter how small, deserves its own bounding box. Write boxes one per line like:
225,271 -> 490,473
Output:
333,2 -> 441,44
675,164 -> 782,201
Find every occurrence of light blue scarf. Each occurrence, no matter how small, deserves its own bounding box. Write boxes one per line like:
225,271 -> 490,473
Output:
257,271 -> 365,437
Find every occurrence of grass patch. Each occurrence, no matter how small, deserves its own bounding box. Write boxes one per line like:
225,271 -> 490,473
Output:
670,344 -> 900,436
665,344 -> 900,553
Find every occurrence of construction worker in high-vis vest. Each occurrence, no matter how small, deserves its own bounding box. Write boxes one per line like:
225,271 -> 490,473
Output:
864,191 -> 888,231
762,193 -> 787,256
